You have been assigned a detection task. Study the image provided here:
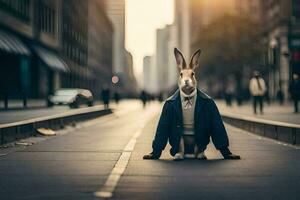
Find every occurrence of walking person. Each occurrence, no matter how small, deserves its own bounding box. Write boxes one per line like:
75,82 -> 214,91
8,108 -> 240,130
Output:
276,88 -> 284,105
140,90 -> 147,108
114,90 -> 120,105
289,74 -> 300,113
224,80 -> 235,107
249,71 -> 266,114
101,85 -> 110,109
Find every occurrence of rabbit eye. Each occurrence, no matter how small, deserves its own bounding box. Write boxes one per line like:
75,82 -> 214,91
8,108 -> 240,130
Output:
180,73 -> 183,77
191,72 -> 195,76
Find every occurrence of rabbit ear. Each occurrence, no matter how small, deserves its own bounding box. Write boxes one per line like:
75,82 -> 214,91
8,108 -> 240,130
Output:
189,49 -> 201,69
174,48 -> 187,69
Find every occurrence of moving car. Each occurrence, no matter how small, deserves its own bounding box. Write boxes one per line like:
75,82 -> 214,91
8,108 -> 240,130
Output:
48,88 -> 93,108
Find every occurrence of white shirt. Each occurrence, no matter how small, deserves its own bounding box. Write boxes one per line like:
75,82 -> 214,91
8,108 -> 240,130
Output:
249,77 -> 266,96
180,90 -> 197,135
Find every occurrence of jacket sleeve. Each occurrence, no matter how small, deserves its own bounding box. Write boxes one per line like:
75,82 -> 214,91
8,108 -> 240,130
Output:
249,79 -> 254,95
152,102 -> 171,153
209,100 -> 229,150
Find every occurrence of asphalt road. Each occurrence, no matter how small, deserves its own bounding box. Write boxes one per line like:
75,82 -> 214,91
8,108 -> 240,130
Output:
0,100 -> 300,200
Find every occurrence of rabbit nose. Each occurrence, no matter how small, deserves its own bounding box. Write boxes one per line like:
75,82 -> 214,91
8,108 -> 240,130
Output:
184,80 -> 189,84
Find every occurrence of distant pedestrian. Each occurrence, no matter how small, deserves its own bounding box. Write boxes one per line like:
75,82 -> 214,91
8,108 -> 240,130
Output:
114,91 -> 120,104
289,74 -> 300,113
264,89 -> 271,105
224,81 -> 235,107
101,85 -> 110,109
249,71 -> 266,114
140,90 -> 147,108
276,89 -> 284,105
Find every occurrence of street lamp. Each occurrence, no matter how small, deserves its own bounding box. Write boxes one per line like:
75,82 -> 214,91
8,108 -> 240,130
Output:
112,75 -> 119,84
269,38 -> 278,100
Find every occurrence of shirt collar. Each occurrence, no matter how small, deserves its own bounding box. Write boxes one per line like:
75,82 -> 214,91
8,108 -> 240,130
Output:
180,89 -> 197,99
180,89 -> 197,101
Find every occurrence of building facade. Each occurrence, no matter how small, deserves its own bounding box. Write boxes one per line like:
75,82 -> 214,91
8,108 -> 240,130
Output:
0,0 -> 114,100
0,0 -> 68,98
87,0 -> 113,96
174,0 -> 191,59
143,55 -> 158,94
260,0 -> 300,99
61,0 -> 88,91
105,0 -> 137,96
105,0 -> 126,75
156,25 -> 178,93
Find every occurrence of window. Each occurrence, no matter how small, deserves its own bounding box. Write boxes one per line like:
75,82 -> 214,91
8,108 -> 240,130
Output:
0,0 -> 31,23
39,1 -> 57,36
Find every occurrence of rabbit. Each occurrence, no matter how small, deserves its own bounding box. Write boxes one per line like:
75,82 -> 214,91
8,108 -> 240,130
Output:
143,48 -> 240,161
174,48 -> 206,160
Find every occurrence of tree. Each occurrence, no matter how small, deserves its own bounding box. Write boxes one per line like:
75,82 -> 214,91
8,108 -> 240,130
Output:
192,14 -> 265,89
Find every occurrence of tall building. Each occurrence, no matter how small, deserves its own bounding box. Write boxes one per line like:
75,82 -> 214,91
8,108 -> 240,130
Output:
124,50 -> 138,96
105,0 -> 126,75
87,0 -> 113,96
61,0 -> 88,91
143,55 -> 158,94
105,0 -> 137,95
260,0 -> 300,99
143,56 -> 152,93
156,25 -> 178,93
174,0 -> 190,59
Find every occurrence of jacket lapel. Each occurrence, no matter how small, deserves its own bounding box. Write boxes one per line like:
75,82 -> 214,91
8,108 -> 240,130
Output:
195,89 -> 206,130
168,88 -> 210,128
169,90 -> 183,126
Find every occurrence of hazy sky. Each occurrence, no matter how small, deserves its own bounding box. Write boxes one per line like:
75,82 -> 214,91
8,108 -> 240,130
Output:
125,0 -> 174,79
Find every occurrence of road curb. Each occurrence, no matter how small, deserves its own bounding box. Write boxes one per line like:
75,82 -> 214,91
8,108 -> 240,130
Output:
0,107 -> 112,144
221,112 -> 300,145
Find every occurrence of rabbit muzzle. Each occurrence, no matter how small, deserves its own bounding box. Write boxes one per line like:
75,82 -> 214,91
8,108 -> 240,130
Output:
179,79 -> 196,95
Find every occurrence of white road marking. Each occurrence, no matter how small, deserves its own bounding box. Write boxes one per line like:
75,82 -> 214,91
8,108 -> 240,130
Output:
94,129 -> 143,199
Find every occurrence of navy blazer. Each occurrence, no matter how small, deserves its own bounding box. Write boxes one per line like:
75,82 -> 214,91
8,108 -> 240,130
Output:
152,89 -> 229,156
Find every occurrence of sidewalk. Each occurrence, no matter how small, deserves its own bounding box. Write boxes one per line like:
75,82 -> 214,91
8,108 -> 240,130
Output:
216,100 -> 300,124
0,100 -> 106,124
0,99 -> 47,110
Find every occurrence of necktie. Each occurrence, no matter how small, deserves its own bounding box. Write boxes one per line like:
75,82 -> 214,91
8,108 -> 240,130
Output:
183,96 -> 193,109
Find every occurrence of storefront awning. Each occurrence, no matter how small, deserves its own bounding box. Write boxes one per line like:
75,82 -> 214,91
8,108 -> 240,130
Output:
33,46 -> 70,73
0,30 -> 30,56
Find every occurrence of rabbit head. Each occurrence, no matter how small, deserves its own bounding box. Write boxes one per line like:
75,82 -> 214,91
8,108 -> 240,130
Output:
174,48 -> 201,96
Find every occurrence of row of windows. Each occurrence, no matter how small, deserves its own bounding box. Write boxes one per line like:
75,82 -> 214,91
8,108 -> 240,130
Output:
293,0 -> 300,19
39,3 -> 56,36
63,43 -> 87,66
0,0 -> 30,23
63,23 -> 87,46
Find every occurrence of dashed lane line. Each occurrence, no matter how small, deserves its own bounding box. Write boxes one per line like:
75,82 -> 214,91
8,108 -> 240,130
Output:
93,127 -> 143,199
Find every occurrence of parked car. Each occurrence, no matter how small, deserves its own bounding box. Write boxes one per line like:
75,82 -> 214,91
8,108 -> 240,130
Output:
48,88 -> 93,108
